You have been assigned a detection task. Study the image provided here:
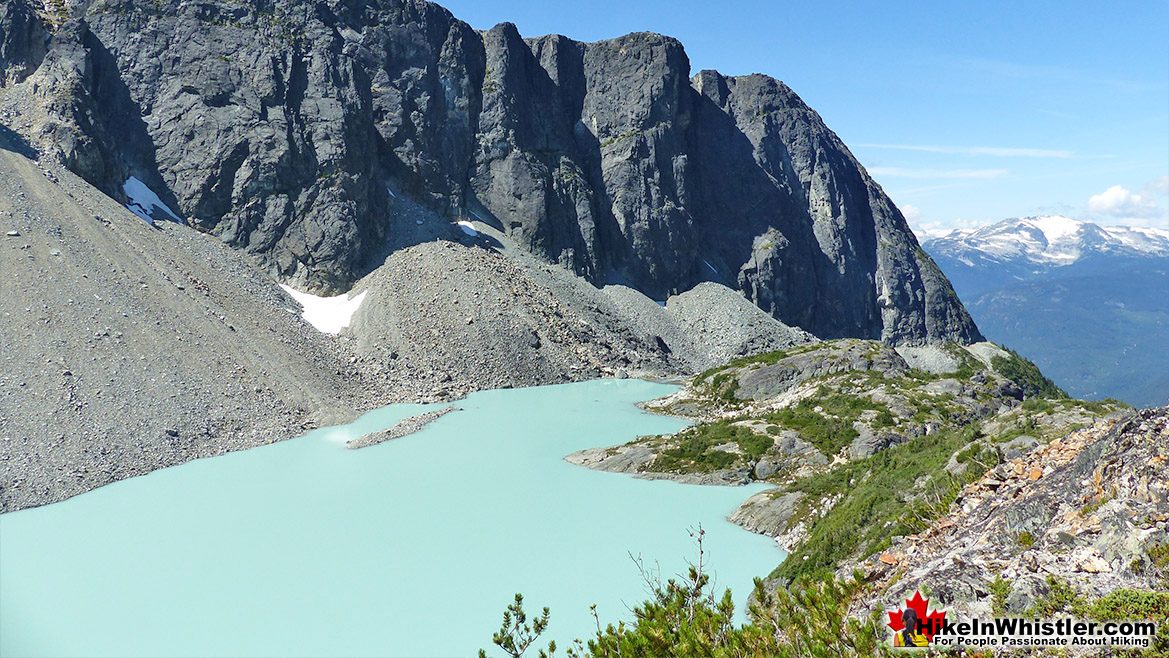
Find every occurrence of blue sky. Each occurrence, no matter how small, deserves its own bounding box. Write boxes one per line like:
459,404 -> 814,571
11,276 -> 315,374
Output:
439,0 -> 1169,233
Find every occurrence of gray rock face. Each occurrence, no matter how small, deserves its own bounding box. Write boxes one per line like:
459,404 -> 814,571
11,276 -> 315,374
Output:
730,491 -> 804,538
734,340 -> 910,401
1,0 -> 981,344
0,0 -> 48,87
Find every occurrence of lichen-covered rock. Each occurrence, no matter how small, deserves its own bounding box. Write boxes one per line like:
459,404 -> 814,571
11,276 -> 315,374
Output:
857,407 -> 1169,619
733,340 -> 909,401
731,491 -> 804,538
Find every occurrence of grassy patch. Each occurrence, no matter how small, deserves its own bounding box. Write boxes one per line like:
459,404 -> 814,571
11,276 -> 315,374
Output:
1021,397 -> 1057,414
990,576 -> 1011,615
1070,398 -> 1131,414
649,421 -> 772,474
707,371 -> 741,403
1079,489 -> 1114,517
764,392 -> 893,457
695,350 -> 791,384
954,441 -> 996,467
944,342 -> 986,380
1016,531 -> 1036,549
1145,542 -> 1169,587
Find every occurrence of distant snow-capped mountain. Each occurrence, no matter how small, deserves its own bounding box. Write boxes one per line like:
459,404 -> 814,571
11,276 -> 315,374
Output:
920,216 -> 1169,408
924,216 -> 1169,267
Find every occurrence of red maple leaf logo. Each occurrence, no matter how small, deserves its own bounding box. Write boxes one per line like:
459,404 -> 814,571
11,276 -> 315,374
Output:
887,590 -> 947,642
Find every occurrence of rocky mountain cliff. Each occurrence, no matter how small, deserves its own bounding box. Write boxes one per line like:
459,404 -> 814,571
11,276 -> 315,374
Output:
0,0 -> 980,345
0,128 -> 816,511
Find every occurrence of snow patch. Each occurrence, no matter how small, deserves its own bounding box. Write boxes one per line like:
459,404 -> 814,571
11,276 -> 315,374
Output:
455,220 -> 479,237
1100,225 -> 1169,254
280,285 -> 367,335
1022,215 -> 1082,242
123,177 -> 181,223
702,258 -> 718,274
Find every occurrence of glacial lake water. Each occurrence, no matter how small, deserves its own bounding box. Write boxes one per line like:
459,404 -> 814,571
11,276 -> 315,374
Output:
0,380 -> 781,657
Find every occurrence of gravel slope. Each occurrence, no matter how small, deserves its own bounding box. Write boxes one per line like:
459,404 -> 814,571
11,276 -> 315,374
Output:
345,205 -> 816,398
0,143 -> 386,511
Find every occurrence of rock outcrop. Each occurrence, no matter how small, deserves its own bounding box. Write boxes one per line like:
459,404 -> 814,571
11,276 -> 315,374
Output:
0,0 -> 48,87
858,407 -> 1169,618
0,0 -> 980,345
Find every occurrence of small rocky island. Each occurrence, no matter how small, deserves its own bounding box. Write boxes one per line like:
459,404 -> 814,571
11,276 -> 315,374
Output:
346,407 -> 459,449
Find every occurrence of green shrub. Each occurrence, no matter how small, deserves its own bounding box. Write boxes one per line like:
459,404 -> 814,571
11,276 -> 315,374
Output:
989,576 -> 1011,615
650,421 -> 772,474
766,405 -> 857,456
1028,576 -> 1084,616
764,393 -> 893,457
1016,531 -> 1035,549
775,424 -> 993,582
992,348 -> 1066,398
1079,589 -> 1169,620
482,533 -> 891,657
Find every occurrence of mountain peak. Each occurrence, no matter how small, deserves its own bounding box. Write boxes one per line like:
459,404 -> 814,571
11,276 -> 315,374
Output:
925,215 -> 1169,266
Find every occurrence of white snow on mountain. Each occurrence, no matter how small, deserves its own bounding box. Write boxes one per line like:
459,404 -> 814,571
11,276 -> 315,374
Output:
922,216 -> 1169,266
123,176 -> 181,224
454,220 -> 479,237
279,285 -> 367,335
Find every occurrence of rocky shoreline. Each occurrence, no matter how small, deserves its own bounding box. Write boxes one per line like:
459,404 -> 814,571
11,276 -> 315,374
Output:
0,147 -> 808,512
564,340 -> 1134,579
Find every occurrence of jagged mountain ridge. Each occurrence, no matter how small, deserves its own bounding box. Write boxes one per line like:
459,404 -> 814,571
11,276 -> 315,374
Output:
0,0 -> 980,345
925,215 -> 1169,291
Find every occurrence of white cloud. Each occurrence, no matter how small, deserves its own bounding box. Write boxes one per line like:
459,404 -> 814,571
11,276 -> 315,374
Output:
1087,184 -> 1163,219
869,167 -> 1008,180
892,200 -> 995,238
858,143 -> 1073,158
900,204 -> 922,223
1145,176 -> 1169,197
909,216 -> 999,239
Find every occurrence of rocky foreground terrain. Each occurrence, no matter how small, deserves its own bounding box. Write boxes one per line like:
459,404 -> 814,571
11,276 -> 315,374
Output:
857,406 -> 1168,620
571,338 -> 1169,646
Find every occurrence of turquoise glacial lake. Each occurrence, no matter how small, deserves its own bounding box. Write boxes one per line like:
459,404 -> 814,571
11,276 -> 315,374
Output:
0,380 -> 781,657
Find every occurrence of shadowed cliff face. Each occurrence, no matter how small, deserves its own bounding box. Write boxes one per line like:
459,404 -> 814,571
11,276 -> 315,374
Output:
0,0 -> 48,87
1,0 -> 981,344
